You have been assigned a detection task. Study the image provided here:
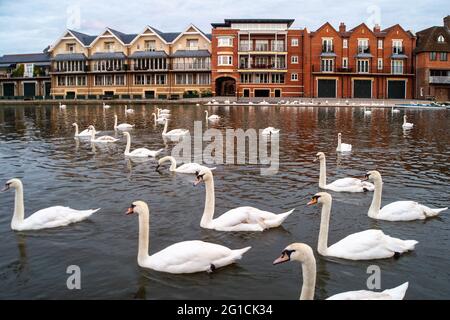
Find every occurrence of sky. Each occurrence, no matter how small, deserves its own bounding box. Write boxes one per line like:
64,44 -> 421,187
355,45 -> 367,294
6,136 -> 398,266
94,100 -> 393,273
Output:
0,0 -> 447,55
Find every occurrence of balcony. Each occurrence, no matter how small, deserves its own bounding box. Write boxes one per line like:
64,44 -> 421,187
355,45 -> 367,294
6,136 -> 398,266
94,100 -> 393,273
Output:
92,65 -> 128,72
322,44 -> 334,53
392,46 -> 405,55
172,62 -> 211,71
52,65 -> 89,73
357,46 -> 371,54
239,63 -> 286,70
312,64 -> 413,75
429,76 -> 450,84
238,44 -> 286,52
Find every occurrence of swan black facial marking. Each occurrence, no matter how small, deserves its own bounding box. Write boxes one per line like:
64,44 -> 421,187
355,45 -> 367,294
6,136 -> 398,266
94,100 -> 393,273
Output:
282,249 -> 295,260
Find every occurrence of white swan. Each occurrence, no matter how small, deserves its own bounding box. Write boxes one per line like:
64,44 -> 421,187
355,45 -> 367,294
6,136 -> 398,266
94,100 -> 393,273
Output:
365,170 -> 447,221
151,113 -> 166,125
336,133 -> 352,152
127,200 -> 251,274
2,178 -> 99,231
89,125 -> 119,143
125,105 -> 134,114
114,114 -> 134,130
156,156 -> 215,173
364,107 -> 372,115
315,152 -> 374,192
161,119 -> 189,139
402,115 -> 413,129
72,123 -> 100,137
103,102 -> 111,109
308,192 -> 418,260
59,102 -> 66,109
158,108 -> 170,115
205,110 -> 220,121
261,127 -> 280,135
123,132 -> 163,158
391,106 -> 400,113
194,168 -> 295,231
273,243 -> 408,300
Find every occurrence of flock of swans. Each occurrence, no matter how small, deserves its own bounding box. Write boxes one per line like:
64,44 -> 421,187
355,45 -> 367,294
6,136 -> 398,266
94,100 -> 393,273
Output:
2,104 -> 447,300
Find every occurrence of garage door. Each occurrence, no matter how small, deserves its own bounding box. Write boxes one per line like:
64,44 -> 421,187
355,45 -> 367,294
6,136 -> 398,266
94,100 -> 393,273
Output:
353,80 -> 372,98
23,82 -> 36,97
254,89 -> 270,97
388,80 -> 406,99
318,79 -> 336,98
3,83 -> 14,97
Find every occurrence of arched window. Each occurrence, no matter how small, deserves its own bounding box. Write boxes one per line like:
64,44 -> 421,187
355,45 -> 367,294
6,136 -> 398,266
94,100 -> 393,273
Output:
437,35 -> 445,43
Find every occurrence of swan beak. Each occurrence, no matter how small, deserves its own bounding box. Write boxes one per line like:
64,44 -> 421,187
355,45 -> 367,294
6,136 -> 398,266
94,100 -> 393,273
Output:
193,177 -> 202,187
362,174 -> 369,181
1,184 -> 10,192
313,157 -> 318,162
126,207 -> 135,215
155,165 -> 160,171
307,197 -> 318,206
273,254 -> 290,265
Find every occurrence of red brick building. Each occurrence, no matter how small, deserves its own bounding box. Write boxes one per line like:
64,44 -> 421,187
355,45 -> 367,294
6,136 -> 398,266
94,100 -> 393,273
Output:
414,16 -> 450,101
307,22 -> 415,99
211,19 -> 306,97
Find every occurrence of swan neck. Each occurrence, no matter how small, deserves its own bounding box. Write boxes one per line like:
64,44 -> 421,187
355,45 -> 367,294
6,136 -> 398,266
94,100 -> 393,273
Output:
368,178 -> 383,217
205,111 -> 208,120
137,207 -> 150,264
319,158 -> 326,188
168,156 -> 177,171
74,124 -> 79,136
200,176 -> 215,228
337,135 -> 341,149
125,134 -> 131,155
318,201 -> 331,255
12,183 -> 25,228
300,257 -> 316,300
162,120 -> 168,135
114,116 -> 117,128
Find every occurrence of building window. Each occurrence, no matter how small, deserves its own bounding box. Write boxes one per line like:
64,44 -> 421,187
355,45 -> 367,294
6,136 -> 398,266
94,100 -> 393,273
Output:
391,60 -> 403,74
144,40 -> 156,51
198,74 -> 210,85
104,42 -> 115,52
217,37 -> 233,47
272,40 -> 285,51
322,38 -> 333,52
24,64 -> 34,77
155,74 -> 167,85
57,76 -> 66,86
392,40 -> 403,54
343,39 -> 348,49
439,52 -> 448,61
186,39 -> 198,50
291,55 -> 298,64
239,40 -> 252,51
116,75 -> 125,85
240,73 -> 252,83
378,39 -> 383,49
66,43 -> 76,53
254,73 -> 269,84
430,52 -> 437,61
377,58 -> 383,70
342,57 -> 348,69
271,74 -> 285,83
255,40 -> 269,51
76,76 -> 86,86
291,38 -> 299,46
357,59 -> 370,73
437,35 -> 445,43
358,39 -> 369,53
291,72 -> 298,81
218,55 -> 233,66
321,59 -> 334,72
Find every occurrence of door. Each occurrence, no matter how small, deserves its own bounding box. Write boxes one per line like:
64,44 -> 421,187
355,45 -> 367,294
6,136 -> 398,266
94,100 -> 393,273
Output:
254,89 -> 270,97
317,79 -> 336,98
243,89 -> 250,97
145,91 -> 155,99
3,83 -> 14,97
44,82 -> 51,97
274,89 -> 281,97
388,80 -> 406,99
353,80 -> 372,98
434,87 -> 450,102
23,82 -> 36,97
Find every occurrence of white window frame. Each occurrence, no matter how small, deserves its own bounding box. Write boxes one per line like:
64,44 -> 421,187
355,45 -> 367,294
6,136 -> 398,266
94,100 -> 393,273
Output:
291,72 -> 298,81
342,57 -> 348,69
343,39 -> 348,49
291,38 -> 299,46
291,55 -> 299,64
377,58 -> 383,70
392,40 -> 403,54
357,59 -> 370,73
378,39 -> 383,49
437,35 -> 445,43
218,55 -> 233,66
321,58 -> 334,72
217,37 -> 233,47
391,60 -> 404,74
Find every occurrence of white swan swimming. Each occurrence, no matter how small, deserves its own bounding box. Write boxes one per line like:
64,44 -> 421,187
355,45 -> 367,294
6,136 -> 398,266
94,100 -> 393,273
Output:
151,113 -> 166,125
2,178 -> 99,231
161,119 -> 189,139
205,110 -> 220,121
391,106 -> 400,113
261,127 -> 280,135
156,156 -> 216,173
336,133 -> 352,152
365,170 -> 447,221
59,102 -> 66,109
72,123 -> 100,138
273,242 -> 409,300
157,108 -> 171,116
89,125 -> 119,143
364,107 -> 372,115
308,192 -> 418,260
402,115 -> 413,129
114,114 -> 134,130
315,152 -> 374,192
125,105 -> 134,114
127,200 -> 251,274
103,102 -> 111,109
194,168 -> 295,231
123,132 -> 163,157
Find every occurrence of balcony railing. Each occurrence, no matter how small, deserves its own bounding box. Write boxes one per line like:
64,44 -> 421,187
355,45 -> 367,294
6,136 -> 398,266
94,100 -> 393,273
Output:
322,44 -> 334,53
172,62 -> 211,71
133,65 -> 168,71
239,63 -> 287,70
313,64 -> 413,74
92,65 -> 128,72
357,46 -> 371,54
239,44 -> 286,52
52,65 -> 89,73
429,76 -> 450,84
392,46 -> 405,55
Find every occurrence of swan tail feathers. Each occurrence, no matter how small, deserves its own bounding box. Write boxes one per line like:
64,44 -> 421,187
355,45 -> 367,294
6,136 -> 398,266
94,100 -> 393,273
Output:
426,206 -> 448,217
382,282 -> 409,300
155,148 -> 164,156
263,209 -> 295,228
210,167 -> 217,171
387,237 -> 418,253
232,246 -> 252,260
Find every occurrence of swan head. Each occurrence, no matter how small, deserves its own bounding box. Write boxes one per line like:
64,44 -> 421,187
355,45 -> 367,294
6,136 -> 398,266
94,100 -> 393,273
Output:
72,123 -> 77,127
88,125 -> 95,130
314,152 -> 325,162
338,132 -> 342,138
364,170 -> 381,181
1,178 -> 22,192
193,167 -> 213,186
307,192 -> 331,206
126,200 -> 148,216
123,131 -> 130,137
273,243 -> 315,265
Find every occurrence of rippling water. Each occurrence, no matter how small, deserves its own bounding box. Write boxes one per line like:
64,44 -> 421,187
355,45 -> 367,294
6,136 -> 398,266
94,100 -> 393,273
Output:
0,104 -> 448,299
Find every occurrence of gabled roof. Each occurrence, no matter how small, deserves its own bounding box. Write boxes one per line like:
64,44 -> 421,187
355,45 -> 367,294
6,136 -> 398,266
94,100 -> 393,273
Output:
348,22 -> 376,36
310,22 -> 340,36
108,28 -> 137,44
129,26 -> 175,45
89,28 -> 128,47
171,24 -> 211,44
0,53 -> 50,64
69,29 -> 97,46
415,26 -> 450,53
381,24 -> 415,38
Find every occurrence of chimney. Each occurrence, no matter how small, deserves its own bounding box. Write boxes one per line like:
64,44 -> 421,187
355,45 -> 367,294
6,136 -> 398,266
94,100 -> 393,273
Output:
373,24 -> 381,33
339,22 -> 346,33
444,15 -> 450,29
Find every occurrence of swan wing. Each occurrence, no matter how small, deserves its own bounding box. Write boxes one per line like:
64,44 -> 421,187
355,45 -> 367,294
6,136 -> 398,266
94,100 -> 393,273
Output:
327,282 -> 408,300
145,240 -> 250,274
379,201 -> 446,221
327,178 -> 374,192
326,229 -> 417,260
166,129 -> 189,136
94,136 -> 118,142
18,206 -> 99,231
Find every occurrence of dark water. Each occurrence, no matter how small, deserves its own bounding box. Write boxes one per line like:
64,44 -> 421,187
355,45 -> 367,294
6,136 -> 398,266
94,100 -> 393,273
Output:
0,104 -> 448,300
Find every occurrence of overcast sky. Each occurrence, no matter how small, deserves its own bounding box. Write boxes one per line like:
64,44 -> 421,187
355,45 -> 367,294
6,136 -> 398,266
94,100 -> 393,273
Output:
0,0 -> 447,55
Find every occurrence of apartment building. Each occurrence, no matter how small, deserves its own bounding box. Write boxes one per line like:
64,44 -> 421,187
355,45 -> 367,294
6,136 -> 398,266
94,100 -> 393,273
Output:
415,16 -> 450,101
49,25 -> 211,99
307,22 -> 415,99
211,19 -> 306,97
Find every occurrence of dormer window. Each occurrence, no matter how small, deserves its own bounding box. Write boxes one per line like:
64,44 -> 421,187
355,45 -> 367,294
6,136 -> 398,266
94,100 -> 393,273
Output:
104,42 -> 115,52
437,35 -> 445,43
66,43 -> 75,53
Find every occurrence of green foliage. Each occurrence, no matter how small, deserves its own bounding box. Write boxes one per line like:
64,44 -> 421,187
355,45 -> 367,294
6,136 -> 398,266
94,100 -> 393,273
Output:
11,64 -> 24,77
201,89 -> 213,97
